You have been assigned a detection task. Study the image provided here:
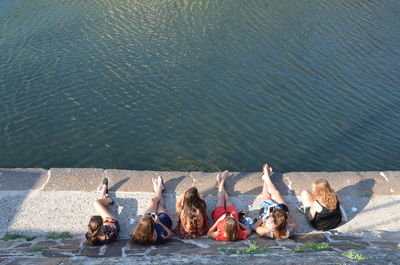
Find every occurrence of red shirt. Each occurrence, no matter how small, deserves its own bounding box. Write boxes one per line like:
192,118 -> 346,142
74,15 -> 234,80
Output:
212,205 -> 247,241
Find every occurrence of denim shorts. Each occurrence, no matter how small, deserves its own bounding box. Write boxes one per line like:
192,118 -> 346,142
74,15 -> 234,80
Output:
259,200 -> 289,218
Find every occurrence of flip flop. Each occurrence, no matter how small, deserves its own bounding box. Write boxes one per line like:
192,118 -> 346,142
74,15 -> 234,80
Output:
102,177 -> 114,204
102,177 -> 109,195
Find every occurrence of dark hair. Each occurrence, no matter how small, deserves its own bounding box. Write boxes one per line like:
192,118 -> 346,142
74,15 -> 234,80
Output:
131,215 -> 157,245
182,187 -> 206,235
224,217 -> 239,241
86,216 -> 103,245
271,209 -> 288,239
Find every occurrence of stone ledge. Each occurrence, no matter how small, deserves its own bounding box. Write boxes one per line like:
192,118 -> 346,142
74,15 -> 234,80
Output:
0,168 -> 398,195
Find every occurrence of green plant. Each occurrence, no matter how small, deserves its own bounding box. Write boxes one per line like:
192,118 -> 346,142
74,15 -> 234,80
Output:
31,246 -> 45,252
294,245 -> 304,253
305,242 -> 331,251
0,233 -> 36,241
220,242 -> 268,255
342,250 -> 375,261
47,232 -> 72,239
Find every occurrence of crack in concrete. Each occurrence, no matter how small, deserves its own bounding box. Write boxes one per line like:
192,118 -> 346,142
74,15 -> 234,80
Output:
39,170 -> 51,191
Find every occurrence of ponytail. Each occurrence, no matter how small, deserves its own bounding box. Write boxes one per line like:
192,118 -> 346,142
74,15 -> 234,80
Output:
86,216 -> 103,245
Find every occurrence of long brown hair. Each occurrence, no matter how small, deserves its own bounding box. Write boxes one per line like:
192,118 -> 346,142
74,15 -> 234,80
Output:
181,187 -> 207,235
271,209 -> 288,239
131,215 -> 157,245
224,217 -> 239,241
313,179 -> 337,211
86,215 -> 103,245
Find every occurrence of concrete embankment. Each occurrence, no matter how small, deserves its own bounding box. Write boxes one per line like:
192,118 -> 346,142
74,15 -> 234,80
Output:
0,168 -> 399,238
0,168 -> 399,264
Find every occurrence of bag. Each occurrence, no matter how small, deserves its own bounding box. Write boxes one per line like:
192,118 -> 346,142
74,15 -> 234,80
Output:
238,211 -> 257,231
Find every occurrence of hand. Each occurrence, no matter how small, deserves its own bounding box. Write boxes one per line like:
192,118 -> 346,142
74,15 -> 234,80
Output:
152,214 -> 160,224
216,213 -> 227,223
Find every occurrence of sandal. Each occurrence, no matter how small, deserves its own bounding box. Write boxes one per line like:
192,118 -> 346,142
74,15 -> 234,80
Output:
102,177 -> 114,204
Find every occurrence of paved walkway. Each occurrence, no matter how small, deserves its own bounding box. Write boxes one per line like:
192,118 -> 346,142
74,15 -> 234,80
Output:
0,168 -> 399,264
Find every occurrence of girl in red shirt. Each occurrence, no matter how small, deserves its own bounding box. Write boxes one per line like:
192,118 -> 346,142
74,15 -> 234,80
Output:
207,170 -> 251,241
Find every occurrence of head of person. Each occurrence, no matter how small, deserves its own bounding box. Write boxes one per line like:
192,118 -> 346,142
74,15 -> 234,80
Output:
182,187 -> 204,233
312,179 -> 337,211
224,216 -> 239,241
271,209 -> 288,239
86,215 -> 103,245
130,215 -> 156,245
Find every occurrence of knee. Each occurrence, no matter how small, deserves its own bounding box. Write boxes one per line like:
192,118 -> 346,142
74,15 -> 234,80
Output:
150,197 -> 159,204
301,190 -> 310,198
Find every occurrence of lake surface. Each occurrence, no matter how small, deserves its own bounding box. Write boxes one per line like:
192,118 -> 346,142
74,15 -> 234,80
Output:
0,0 -> 399,172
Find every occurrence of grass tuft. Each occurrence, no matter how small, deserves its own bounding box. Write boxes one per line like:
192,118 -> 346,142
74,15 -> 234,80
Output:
31,246 -> 45,252
47,232 -> 72,239
220,242 -> 268,255
0,233 -> 36,241
294,246 -> 304,253
342,250 -> 375,261
305,242 -> 331,251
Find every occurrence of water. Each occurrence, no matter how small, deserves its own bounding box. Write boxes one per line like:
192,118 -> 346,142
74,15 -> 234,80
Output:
0,0 -> 399,172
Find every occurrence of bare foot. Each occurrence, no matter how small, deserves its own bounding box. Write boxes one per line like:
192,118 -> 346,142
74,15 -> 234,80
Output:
151,177 -> 158,192
220,170 -> 229,184
215,173 -> 222,190
262,164 -> 273,181
158,176 -> 165,191
221,170 -> 229,180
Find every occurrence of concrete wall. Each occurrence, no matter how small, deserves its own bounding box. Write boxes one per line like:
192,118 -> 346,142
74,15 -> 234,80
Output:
0,168 -> 399,239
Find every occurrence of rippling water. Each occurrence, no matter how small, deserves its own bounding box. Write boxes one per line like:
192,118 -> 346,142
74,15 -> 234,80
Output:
0,0 -> 399,172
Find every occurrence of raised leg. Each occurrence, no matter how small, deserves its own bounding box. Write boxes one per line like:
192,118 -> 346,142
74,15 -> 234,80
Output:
94,199 -> 115,219
144,177 -> 163,214
216,173 -> 226,208
262,164 -> 286,204
300,190 -> 314,208
155,176 -> 167,213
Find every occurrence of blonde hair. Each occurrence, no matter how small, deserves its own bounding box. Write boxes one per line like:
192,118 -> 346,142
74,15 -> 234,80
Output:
313,179 -> 337,211
224,217 -> 239,241
131,215 -> 157,245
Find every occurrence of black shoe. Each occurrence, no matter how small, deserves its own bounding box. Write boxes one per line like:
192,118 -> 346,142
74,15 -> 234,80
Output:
102,177 -> 109,195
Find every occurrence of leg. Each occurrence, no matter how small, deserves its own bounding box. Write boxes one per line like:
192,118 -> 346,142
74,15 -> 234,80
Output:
224,191 -> 233,207
262,179 -> 272,201
216,172 -> 226,208
94,199 -> 115,219
144,177 -> 163,214
300,190 -> 314,208
262,164 -> 286,204
155,176 -> 167,213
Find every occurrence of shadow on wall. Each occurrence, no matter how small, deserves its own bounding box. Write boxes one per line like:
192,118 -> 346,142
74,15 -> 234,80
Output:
110,197 -> 138,238
0,169 -> 47,236
336,178 -> 375,223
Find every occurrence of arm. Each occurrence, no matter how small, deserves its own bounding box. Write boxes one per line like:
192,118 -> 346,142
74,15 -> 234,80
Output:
308,201 -> 322,220
175,196 -> 184,213
207,214 -> 226,239
207,221 -> 219,239
156,220 -> 173,240
288,217 -> 297,233
238,222 -> 251,237
253,219 -> 270,237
